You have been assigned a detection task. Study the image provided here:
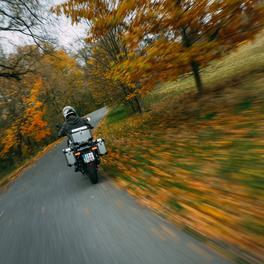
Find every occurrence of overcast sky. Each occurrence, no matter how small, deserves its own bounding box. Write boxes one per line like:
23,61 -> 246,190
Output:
0,0 -> 87,53
50,0 -> 87,50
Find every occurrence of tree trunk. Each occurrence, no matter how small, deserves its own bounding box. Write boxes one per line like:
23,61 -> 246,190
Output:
120,84 -> 144,113
133,96 -> 144,114
191,60 -> 204,95
128,100 -> 137,113
120,84 -> 136,112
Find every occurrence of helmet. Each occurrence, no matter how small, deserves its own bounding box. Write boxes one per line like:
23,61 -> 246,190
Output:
62,106 -> 77,120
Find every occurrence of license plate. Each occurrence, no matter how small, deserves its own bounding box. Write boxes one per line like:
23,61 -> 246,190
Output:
82,152 -> 95,163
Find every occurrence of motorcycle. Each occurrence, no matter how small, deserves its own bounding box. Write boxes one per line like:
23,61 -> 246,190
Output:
62,118 -> 107,184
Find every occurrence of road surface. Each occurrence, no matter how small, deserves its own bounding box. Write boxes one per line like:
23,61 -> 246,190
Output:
0,107 -> 229,264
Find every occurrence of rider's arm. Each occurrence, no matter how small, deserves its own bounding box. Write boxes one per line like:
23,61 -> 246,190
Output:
58,123 -> 67,137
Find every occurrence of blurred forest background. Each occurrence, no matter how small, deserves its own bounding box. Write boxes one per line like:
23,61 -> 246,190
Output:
0,0 -> 99,178
0,1 -> 264,263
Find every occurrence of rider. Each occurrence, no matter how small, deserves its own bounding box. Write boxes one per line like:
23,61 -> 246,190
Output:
59,106 -> 94,172
58,106 -> 93,138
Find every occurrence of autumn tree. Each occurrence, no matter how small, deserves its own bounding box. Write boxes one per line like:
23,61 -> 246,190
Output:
0,78 -> 50,159
0,44 -> 96,173
52,0 -> 144,113
109,0 -> 264,95
54,0 -> 264,98
76,40 -> 127,107
38,49 -> 96,131
20,78 -> 51,144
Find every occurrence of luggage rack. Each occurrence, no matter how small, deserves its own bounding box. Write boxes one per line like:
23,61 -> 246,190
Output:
70,126 -> 92,145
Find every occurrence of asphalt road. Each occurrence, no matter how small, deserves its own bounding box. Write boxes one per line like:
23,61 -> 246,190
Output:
0,107 -> 230,264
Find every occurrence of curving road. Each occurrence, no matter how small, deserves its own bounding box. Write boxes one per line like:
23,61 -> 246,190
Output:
0,107 -> 230,264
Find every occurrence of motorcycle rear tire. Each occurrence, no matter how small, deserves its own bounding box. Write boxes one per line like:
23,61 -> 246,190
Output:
86,165 -> 98,184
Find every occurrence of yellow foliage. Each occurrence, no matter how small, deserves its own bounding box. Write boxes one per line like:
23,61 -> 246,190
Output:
53,0 -> 264,100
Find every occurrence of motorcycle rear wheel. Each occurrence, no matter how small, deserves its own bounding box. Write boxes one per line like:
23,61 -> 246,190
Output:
86,165 -> 98,184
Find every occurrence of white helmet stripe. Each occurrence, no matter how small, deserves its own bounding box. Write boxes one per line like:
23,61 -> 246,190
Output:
62,106 -> 76,119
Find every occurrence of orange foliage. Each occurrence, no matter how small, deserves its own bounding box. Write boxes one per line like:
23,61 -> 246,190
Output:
0,120 -> 21,158
53,0 -> 264,97
0,78 -> 50,158
21,78 -> 51,142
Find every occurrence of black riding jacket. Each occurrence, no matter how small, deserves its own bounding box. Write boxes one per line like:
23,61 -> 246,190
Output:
58,115 -> 93,137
